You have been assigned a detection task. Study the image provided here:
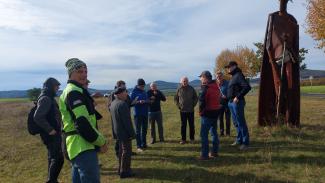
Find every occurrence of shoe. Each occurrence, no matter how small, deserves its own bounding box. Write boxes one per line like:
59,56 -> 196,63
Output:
208,152 -> 219,158
159,139 -> 165,142
120,172 -> 135,178
179,140 -> 186,144
190,139 -> 195,144
142,144 -> 148,149
131,151 -> 137,156
231,141 -> 240,146
150,141 -> 155,144
137,148 -> 144,152
239,144 -> 249,151
220,133 -> 225,137
197,156 -> 209,161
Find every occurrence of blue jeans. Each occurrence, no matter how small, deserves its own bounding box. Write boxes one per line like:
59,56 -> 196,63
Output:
228,100 -> 249,145
200,117 -> 219,158
134,115 -> 148,148
71,150 -> 100,183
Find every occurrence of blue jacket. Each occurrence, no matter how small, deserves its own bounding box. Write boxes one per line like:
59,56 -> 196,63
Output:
130,86 -> 148,116
219,80 -> 229,97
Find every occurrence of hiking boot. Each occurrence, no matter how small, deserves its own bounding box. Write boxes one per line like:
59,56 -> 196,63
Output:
231,141 -> 240,146
239,144 -> 249,151
197,156 -> 209,161
120,172 -> 135,179
137,148 -> 144,152
179,140 -> 186,145
209,152 -> 219,158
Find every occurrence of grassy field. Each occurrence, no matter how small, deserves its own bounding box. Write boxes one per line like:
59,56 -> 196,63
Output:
0,95 -> 325,183
301,85 -> 325,94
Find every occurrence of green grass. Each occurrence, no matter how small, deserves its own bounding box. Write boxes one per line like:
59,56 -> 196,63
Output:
1,95 -> 325,183
301,85 -> 325,94
0,98 -> 29,102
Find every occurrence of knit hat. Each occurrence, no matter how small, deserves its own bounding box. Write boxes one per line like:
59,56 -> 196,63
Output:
137,78 -> 146,86
65,58 -> 87,76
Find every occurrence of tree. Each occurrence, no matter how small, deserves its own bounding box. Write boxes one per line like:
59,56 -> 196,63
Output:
215,46 -> 260,78
253,42 -> 308,70
306,0 -> 325,51
27,88 -> 41,101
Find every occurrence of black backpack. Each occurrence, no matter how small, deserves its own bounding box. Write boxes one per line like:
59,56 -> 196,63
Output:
27,102 -> 42,135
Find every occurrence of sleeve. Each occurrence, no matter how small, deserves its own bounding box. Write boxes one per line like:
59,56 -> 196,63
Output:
236,75 -> 251,99
34,96 -> 54,133
192,87 -> 199,106
66,90 -> 106,146
160,91 -> 166,101
119,103 -> 136,139
174,88 -> 180,108
199,86 -> 207,115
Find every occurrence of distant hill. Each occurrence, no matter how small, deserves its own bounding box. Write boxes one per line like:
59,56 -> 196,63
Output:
1,69 -> 324,98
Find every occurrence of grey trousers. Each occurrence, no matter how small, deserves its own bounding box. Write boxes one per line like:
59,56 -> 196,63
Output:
149,111 -> 164,142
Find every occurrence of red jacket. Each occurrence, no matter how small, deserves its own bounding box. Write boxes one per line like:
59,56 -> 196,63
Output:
199,80 -> 221,118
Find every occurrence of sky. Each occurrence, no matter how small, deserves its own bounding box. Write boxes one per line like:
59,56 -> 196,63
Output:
0,0 -> 324,91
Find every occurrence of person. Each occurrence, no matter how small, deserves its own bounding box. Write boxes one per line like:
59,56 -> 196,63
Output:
258,0 -> 300,127
198,71 -> 221,160
59,58 -> 107,183
147,82 -> 166,144
130,78 -> 149,152
174,76 -> 198,144
216,71 -> 231,136
225,61 -> 251,151
106,80 -> 136,157
34,77 -> 64,183
110,87 -> 136,179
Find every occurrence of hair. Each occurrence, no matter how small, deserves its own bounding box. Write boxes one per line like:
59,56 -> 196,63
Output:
116,80 -> 126,87
180,76 -> 188,83
150,82 -> 157,87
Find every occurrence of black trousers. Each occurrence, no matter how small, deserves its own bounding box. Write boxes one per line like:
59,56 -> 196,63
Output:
219,105 -> 231,135
180,112 -> 195,141
45,135 -> 64,183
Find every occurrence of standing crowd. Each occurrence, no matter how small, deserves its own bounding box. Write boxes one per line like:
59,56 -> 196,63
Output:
32,58 -> 251,183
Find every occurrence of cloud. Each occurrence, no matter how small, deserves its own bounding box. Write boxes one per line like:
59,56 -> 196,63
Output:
0,0 -> 324,90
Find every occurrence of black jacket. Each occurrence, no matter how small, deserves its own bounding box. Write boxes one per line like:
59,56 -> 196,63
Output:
147,90 -> 166,112
227,68 -> 251,101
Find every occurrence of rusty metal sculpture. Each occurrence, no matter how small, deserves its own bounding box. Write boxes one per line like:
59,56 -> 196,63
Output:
258,0 -> 300,127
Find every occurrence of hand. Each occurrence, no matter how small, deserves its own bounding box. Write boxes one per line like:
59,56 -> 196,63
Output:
49,129 -> 57,135
99,143 -> 108,153
150,96 -> 155,100
233,97 -> 239,103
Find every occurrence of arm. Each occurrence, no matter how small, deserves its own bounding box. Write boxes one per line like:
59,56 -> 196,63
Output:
159,90 -> 166,102
199,85 -> 207,115
34,96 -> 55,134
192,87 -> 198,106
66,91 -> 106,147
236,74 -> 251,99
119,103 -> 136,139
174,88 -> 180,108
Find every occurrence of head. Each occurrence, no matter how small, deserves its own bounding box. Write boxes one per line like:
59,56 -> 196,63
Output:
116,80 -> 126,88
180,77 -> 189,87
199,70 -> 212,85
43,77 -> 61,96
216,71 -> 224,82
137,78 -> 146,90
279,0 -> 289,13
224,61 -> 238,74
114,87 -> 128,100
65,58 -> 87,86
150,82 -> 157,91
